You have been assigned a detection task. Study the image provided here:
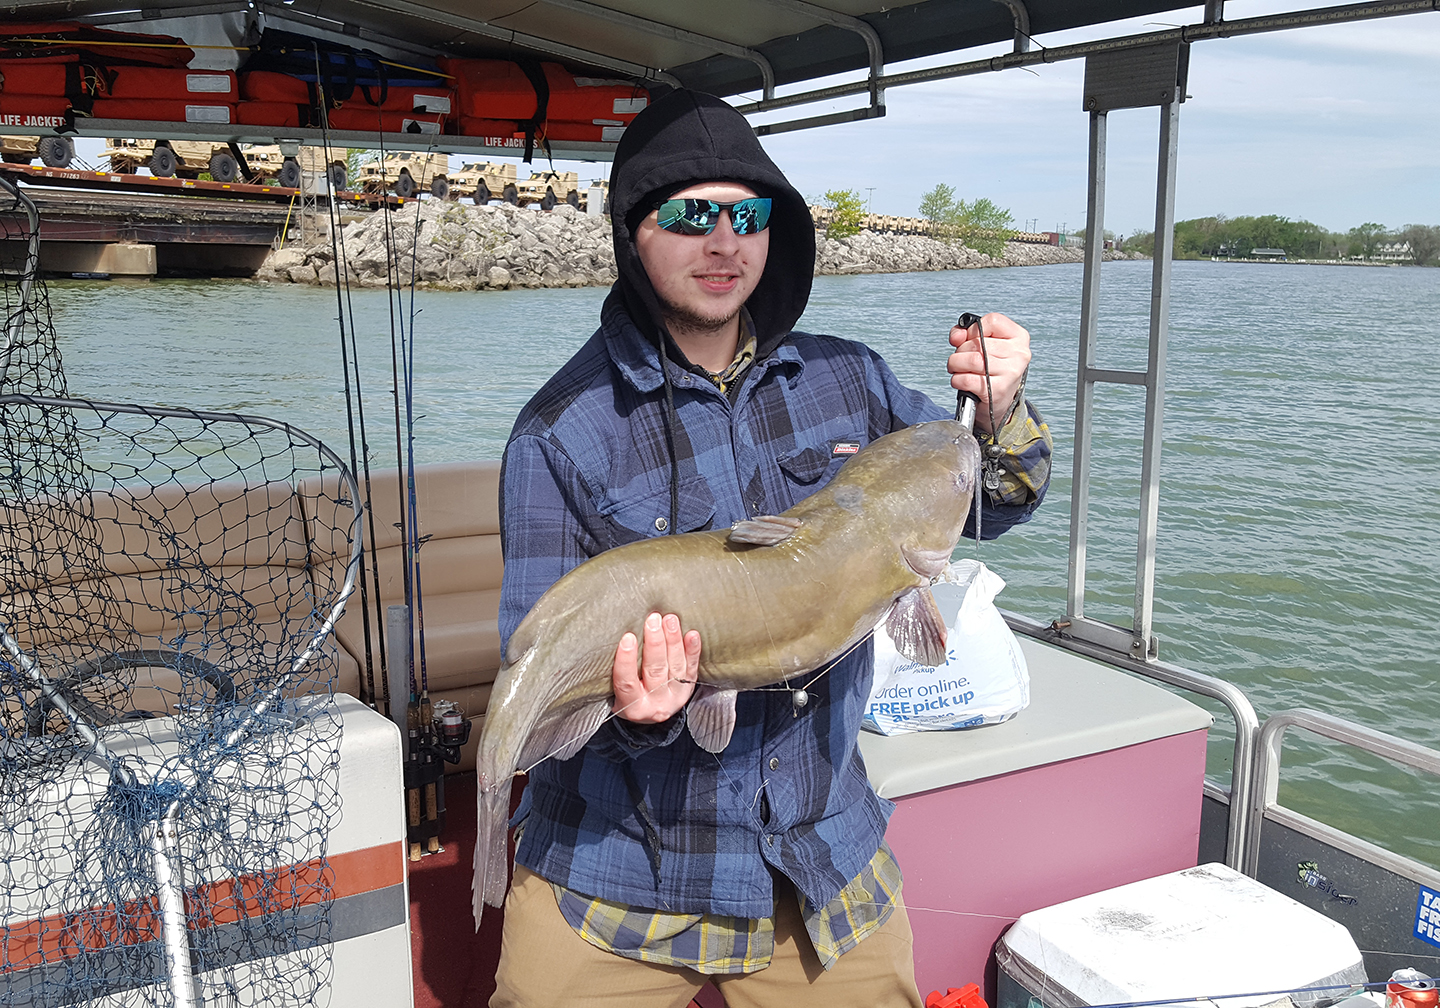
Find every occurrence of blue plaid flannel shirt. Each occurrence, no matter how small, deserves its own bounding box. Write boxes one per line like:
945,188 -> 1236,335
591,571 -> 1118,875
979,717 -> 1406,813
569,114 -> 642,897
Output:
499,292 -> 1050,931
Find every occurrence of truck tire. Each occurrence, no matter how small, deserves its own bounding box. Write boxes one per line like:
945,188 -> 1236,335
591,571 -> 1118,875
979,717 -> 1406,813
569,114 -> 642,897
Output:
540,187 -> 557,212
473,181 -> 491,205
1,154 -> 29,164
394,170 -> 415,199
567,189 -> 580,208
149,145 -> 178,178
278,157 -> 303,189
503,183 -> 519,205
37,136 -> 73,168
208,150 -> 240,183
329,162 -> 347,190
430,175 -> 450,200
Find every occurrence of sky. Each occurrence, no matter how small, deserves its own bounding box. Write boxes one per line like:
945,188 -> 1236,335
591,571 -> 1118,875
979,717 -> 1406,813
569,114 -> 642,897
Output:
63,2 -> 1439,239
751,1 -> 1440,237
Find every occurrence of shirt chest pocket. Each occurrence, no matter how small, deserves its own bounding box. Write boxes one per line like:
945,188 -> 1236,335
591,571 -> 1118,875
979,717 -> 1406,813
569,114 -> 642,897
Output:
777,435 -> 866,491
598,476 -> 717,546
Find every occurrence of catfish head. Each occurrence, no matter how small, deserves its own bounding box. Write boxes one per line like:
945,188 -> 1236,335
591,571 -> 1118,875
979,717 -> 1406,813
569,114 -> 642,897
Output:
822,419 -> 981,580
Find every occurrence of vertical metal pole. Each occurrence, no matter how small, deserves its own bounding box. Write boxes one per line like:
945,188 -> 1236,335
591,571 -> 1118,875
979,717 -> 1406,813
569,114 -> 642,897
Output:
150,806 -> 199,1008
386,603 -> 412,759
1132,98 -> 1180,658
1067,110 -> 1107,619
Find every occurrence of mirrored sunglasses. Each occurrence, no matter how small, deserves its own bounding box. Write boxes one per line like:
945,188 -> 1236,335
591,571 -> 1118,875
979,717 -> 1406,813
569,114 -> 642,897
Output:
654,197 -> 773,236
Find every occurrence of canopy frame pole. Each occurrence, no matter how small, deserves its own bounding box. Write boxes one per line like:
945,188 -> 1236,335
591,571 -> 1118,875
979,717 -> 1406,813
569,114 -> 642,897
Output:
1066,108 -> 1106,623
1060,41 -> 1188,663
1134,97 -> 1180,656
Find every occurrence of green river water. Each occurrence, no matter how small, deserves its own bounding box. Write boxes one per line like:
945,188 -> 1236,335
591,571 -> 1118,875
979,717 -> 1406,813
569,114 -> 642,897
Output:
43,259 -> 1440,869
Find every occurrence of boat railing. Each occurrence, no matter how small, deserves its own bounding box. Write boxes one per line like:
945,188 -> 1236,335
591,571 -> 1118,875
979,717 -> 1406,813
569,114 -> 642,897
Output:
1002,609 -> 1260,873
1244,708 -> 1440,882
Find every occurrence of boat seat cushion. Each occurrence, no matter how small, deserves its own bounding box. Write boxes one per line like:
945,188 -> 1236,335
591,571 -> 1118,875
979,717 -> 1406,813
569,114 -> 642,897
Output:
1,481 -> 361,713
304,461 -> 505,728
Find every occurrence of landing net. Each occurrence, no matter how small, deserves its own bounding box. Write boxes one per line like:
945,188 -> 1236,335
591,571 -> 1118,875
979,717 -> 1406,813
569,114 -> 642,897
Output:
1,179 -> 364,1005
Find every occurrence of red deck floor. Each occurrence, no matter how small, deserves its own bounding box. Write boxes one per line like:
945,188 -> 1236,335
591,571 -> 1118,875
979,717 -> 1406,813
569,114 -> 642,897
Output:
408,773 -> 706,1008
408,772 -> 505,1008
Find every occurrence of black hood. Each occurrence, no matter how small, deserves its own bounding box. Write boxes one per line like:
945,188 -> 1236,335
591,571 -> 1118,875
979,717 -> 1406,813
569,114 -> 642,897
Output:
608,89 -> 815,361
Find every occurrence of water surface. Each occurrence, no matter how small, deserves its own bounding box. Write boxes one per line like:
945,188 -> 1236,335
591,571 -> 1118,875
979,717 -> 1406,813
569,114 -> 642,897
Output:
46,260 -> 1440,867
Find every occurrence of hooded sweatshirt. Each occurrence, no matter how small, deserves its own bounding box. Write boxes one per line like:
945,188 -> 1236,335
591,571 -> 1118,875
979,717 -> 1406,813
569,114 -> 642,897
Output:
498,90 -> 1049,923
607,88 -> 815,362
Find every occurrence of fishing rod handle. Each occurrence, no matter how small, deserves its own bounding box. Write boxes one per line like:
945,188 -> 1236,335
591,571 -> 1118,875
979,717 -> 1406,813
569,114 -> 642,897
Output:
954,312 -> 982,430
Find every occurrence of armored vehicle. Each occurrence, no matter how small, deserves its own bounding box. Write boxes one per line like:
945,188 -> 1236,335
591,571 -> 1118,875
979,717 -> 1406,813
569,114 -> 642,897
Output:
354,150 -> 451,199
1,135 -> 75,168
448,161 -> 518,204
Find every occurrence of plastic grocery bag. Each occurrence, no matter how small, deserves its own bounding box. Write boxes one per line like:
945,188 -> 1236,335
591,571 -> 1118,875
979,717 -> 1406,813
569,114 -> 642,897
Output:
862,559 -> 1029,735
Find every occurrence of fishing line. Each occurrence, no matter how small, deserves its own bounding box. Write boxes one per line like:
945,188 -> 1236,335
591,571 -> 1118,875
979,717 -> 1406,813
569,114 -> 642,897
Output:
833,899 -> 1018,922
9,37 -> 455,78
1005,976 -> 1439,1008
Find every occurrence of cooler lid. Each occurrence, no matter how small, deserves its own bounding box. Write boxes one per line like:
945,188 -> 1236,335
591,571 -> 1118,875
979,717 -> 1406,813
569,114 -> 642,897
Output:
995,863 -> 1366,1008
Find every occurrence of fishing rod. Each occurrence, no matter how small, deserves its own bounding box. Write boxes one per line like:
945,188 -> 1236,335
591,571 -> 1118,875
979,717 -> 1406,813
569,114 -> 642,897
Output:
401,151 -> 432,721
370,112 -> 463,860
955,311 -> 1003,544
313,48 -> 384,712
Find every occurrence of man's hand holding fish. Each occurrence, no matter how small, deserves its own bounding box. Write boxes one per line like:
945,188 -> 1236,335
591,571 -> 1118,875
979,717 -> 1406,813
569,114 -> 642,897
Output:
611,611 -> 700,723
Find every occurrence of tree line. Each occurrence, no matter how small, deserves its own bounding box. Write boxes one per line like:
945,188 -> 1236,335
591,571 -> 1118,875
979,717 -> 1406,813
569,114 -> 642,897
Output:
1124,215 -> 1439,265
816,185 -> 1018,258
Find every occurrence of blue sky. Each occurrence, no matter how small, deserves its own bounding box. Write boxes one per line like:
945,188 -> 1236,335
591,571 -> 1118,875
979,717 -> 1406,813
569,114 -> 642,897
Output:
65,3 -> 1438,238
752,2 -> 1440,238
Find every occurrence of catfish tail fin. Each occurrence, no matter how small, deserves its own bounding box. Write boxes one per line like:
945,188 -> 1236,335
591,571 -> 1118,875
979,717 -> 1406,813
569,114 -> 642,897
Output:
472,772 -> 513,928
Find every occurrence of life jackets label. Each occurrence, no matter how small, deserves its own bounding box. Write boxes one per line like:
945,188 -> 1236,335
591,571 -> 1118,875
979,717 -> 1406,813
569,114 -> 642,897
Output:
1,115 -> 66,128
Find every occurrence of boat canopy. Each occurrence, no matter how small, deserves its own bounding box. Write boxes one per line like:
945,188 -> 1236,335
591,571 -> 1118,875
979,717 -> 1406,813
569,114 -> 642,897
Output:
9,0 -> 1200,99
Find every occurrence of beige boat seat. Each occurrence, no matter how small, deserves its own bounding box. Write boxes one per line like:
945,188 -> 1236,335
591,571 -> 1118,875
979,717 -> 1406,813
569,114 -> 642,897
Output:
0,481 -> 359,729
303,461 -> 502,772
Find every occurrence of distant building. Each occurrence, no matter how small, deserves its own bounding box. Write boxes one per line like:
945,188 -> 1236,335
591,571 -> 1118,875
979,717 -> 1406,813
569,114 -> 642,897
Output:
1373,241 -> 1412,262
1251,248 -> 1287,259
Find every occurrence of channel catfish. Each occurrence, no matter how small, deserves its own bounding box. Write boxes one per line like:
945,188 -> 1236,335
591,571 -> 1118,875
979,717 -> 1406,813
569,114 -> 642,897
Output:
473,418 -> 981,920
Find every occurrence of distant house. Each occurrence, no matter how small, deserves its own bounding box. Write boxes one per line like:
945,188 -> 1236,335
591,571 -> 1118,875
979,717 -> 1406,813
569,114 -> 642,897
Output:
1373,241 -> 1412,262
1251,247 -> 1287,260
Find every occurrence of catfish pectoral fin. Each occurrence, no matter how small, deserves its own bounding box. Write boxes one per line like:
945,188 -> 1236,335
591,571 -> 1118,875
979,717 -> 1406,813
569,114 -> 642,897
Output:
520,698 -> 613,767
728,514 -> 803,546
885,585 -> 949,666
687,685 -> 739,752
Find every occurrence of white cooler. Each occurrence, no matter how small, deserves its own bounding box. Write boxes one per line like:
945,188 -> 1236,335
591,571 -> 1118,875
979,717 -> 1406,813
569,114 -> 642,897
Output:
996,863 -> 1367,1008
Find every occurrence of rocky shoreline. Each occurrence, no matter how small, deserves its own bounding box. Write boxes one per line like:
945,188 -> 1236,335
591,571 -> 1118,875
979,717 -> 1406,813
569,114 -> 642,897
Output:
256,201 -> 1142,290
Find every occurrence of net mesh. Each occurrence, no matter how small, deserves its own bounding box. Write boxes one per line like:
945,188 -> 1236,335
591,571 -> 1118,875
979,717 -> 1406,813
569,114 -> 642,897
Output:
1,180 -> 364,1005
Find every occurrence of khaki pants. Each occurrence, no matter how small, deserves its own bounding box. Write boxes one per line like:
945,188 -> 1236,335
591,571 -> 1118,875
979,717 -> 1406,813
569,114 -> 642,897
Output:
491,866 -> 925,1008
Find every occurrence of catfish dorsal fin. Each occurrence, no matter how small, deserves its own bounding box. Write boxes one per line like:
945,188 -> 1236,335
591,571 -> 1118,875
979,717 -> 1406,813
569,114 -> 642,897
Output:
728,515 -> 802,546
884,586 -> 948,667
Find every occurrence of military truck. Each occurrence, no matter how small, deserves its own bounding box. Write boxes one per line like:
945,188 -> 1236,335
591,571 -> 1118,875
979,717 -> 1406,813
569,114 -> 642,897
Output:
240,145 -> 348,189
1,135 -> 75,168
103,139 -> 345,188
448,161 -> 518,204
515,170 -> 582,210
354,150 -> 450,199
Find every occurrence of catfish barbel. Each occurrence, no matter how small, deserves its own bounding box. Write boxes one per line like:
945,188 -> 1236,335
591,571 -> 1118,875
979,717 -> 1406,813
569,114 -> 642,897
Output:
473,418 -> 981,922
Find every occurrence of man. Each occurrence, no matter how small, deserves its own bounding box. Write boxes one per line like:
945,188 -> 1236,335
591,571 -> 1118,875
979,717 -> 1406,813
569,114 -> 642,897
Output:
494,90 -> 1051,1006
